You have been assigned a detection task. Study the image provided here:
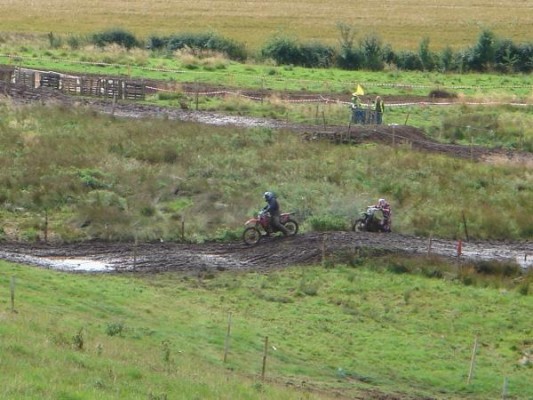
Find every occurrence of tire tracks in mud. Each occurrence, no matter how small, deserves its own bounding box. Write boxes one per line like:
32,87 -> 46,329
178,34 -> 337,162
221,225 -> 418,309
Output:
0,232 -> 531,273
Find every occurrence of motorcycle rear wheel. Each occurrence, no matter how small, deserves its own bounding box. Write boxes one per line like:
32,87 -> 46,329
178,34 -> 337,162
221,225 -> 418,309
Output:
283,219 -> 299,236
243,227 -> 262,245
352,218 -> 366,232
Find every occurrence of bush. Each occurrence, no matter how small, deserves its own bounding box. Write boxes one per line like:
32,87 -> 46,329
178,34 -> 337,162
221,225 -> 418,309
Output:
395,50 -> 423,71
468,29 -> 497,71
336,47 -> 364,70
106,322 -> 125,337
360,34 -> 385,71
261,35 -> 303,66
149,32 -> 247,61
299,42 -> 336,68
92,28 -> 139,50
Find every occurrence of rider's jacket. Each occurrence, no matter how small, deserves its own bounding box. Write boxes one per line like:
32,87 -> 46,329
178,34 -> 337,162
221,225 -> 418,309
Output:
263,197 -> 280,216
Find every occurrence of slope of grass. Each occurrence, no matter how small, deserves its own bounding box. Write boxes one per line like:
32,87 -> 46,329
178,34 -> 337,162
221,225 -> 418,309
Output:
0,101 -> 531,242
1,258 -> 532,400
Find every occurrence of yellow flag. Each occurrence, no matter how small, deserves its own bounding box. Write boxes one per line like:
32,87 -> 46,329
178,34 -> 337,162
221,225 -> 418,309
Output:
353,84 -> 365,96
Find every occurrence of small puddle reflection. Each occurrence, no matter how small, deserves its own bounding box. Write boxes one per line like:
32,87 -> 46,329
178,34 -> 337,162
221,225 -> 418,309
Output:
47,258 -> 114,272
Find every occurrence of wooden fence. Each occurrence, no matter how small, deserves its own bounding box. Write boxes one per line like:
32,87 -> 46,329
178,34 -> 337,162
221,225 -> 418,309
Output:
0,66 -> 146,101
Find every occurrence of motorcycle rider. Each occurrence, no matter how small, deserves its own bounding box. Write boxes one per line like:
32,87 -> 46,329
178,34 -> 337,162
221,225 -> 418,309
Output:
262,191 -> 289,236
374,198 -> 392,232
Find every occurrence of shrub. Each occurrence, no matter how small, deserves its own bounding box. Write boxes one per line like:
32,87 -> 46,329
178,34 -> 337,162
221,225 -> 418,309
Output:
395,50 -> 423,71
106,322 -> 125,337
261,35 -> 303,66
151,32 -> 247,61
360,34 -> 385,71
418,37 -> 438,71
92,28 -> 139,50
464,29 -> 497,72
47,32 -> 62,49
473,260 -> 521,277
299,42 -> 336,68
336,47 -> 364,70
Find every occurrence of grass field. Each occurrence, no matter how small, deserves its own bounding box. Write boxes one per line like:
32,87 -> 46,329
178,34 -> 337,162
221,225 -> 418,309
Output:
0,0 -> 532,51
0,2 -> 532,399
1,258 -> 532,400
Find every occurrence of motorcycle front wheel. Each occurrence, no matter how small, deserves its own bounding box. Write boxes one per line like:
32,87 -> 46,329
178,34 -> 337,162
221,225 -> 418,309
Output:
352,218 -> 366,232
243,227 -> 262,245
283,219 -> 299,236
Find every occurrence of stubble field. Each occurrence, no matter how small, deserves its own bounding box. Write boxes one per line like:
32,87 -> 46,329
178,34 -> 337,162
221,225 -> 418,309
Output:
0,0 -> 532,50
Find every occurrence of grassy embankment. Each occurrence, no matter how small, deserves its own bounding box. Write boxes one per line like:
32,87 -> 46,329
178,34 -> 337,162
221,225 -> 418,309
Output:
1,257 -> 532,400
0,101 -> 531,242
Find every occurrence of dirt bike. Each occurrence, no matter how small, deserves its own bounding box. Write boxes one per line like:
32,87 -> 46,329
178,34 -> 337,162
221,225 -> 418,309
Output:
352,206 -> 391,233
242,211 -> 299,245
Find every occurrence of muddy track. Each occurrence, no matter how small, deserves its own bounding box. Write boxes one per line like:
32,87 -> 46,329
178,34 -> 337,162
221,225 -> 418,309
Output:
0,232 -> 531,273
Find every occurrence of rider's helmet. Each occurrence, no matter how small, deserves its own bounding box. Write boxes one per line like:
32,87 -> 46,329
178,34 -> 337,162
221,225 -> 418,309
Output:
264,191 -> 274,201
378,198 -> 387,207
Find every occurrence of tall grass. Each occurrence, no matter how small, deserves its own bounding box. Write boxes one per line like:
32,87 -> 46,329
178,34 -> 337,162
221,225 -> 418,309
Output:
0,101 -> 531,242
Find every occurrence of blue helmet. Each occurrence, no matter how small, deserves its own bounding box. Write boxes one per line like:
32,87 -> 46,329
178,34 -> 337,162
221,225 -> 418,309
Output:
264,191 -> 275,201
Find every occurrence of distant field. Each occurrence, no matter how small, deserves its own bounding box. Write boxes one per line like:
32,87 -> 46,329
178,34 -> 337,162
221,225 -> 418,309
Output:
0,0 -> 531,51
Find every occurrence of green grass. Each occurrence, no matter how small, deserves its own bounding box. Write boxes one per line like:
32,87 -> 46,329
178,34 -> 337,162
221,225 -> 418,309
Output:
1,258 -> 532,399
1,38 -> 531,152
0,102 -> 531,242
1,45 -> 532,98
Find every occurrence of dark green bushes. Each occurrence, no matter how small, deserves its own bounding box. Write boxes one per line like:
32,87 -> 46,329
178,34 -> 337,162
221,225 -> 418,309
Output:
92,28 -> 139,50
259,28 -> 532,72
84,27 -> 532,73
147,32 -> 247,61
261,36 -> 336,68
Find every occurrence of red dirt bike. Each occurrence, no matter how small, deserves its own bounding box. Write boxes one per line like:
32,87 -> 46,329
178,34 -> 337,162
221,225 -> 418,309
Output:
242,210 -> 299,245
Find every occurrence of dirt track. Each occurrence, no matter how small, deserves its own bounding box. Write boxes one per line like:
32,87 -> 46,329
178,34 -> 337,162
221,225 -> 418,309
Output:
0,232 -> 531,273
0,81 -> 532,273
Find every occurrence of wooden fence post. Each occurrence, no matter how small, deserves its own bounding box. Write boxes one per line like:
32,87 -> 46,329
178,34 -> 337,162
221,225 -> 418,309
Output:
133,235 -> 138,271
462,210 -> 470,241
321,235 -> 327,267
44,209 -> 48,243
195,81 -> 199,111
10,276 -> 16,313
261,336 -> 269,380
501,376 -> 508,399
223,312 -> 232,363
467,335 -> 478,385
